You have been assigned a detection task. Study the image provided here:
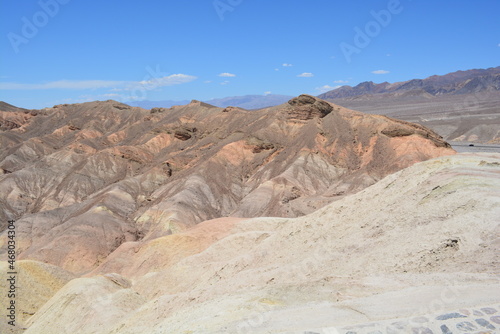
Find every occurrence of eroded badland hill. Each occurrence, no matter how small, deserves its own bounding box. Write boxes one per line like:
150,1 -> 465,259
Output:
1,95 -> 498,333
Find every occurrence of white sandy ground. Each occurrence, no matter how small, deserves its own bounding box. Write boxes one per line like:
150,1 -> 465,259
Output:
2,153 -> 500,333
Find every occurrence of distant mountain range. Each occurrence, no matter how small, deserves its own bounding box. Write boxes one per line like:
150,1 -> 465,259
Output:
316,66 -> 500,144
128,94 -> 293,110
318,66 -> 500,100
127,67 -> 500,111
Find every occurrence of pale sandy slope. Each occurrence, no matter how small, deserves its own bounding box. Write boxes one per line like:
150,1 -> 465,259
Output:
9,153 -> 500,333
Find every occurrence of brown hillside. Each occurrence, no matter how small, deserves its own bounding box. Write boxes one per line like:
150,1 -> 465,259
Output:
0,95 -> 454,274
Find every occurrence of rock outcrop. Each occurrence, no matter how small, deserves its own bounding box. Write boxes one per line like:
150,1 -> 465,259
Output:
285,94 -> 333,120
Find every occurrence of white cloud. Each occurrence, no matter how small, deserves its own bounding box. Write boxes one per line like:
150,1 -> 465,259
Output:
274,68 -> 279,71
204,80 -> 213,84
264,91 -> 271,95
0,74 -> 197,90
498,43 -> 500,47
371,70 -> 390,74
137,74 -> 196,87
282,63 -> 293,67
316,85 -> 340,93
218,72 -> 236,77
220,81 -> 230,85
297,72 -> 314,77
333,80 -> 348,84
102,93 -> 121,98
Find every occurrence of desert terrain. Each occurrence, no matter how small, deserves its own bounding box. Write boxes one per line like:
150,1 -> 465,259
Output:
0,94 -> 499,333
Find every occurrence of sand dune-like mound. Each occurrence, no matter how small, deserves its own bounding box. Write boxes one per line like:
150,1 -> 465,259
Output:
8,153 -> 498,334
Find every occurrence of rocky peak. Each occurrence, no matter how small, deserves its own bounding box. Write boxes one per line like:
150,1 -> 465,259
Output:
285,94 -> 333,120
189,100 -> 217,108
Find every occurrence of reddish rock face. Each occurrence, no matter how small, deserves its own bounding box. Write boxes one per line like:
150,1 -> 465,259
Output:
0,106 -> 35,131
0,97 -> 455,273
0,119 -> 21,130
285,94 -> 333,120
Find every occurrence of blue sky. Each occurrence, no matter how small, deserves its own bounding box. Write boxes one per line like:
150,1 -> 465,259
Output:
1,0 -> 499,109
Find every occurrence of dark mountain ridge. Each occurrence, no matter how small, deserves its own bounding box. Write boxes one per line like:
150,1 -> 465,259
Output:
319,66 -> 500,100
